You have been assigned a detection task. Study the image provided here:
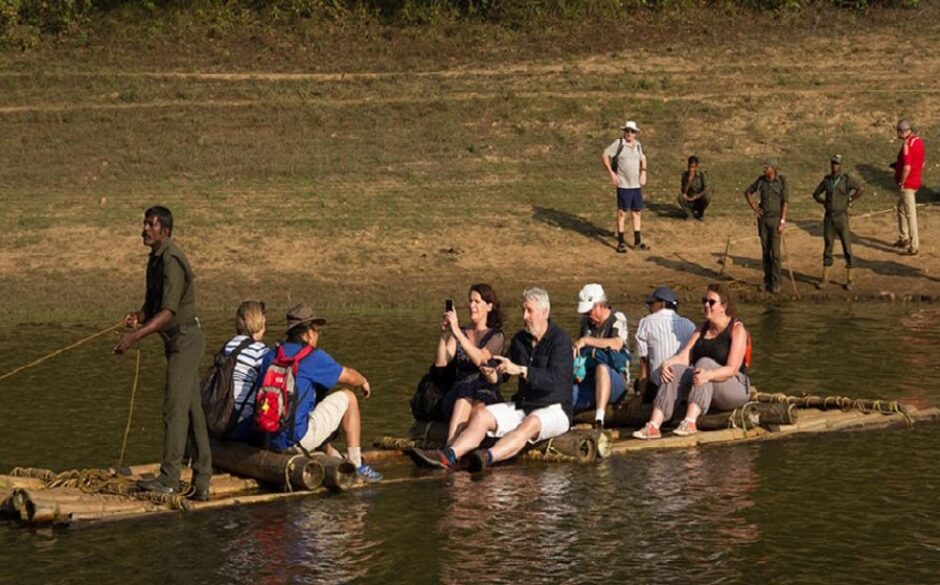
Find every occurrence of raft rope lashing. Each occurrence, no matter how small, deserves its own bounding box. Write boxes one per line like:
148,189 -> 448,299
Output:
283,454 -> 306,493
9,466 -> 193,511
750,391 -> 913,427
117,349 -> 141,467
0,322 -> 124,383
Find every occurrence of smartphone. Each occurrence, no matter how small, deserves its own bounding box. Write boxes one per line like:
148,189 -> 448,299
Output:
444,298 -> 454,312
486,358 -> 501,368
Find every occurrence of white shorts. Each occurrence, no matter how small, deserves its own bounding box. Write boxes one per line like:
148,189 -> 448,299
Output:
298,391 -> 350,451
485,402 -> 570,443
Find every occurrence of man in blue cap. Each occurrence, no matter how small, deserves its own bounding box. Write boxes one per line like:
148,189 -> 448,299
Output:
634,286 -> 696,402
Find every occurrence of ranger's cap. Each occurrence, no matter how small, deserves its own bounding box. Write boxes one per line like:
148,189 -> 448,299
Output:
831,154 -> 843,164
761,158 -> 779,169
646,286 -> 679,305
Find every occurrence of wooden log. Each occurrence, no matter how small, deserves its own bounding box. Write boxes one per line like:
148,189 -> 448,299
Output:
527,430 -> 605,463
0,475 -> 47,490
210,440 -> 325,491
573,397 -> 652,429
306,453 -> 357,492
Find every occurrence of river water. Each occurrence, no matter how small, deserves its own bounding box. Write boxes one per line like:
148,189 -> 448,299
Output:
1,302 -> 939,584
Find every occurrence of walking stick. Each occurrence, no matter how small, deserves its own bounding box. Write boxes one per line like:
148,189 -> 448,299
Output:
780,230 -> 800,298
719,237 -> 732,277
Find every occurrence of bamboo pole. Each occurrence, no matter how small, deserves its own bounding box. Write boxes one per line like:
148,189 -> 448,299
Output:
306,453 -> 357,492
780,230 -> 800,298
210,440 -> 325,491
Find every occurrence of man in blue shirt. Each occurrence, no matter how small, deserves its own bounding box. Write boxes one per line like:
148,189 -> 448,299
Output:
256,303 -> 382,482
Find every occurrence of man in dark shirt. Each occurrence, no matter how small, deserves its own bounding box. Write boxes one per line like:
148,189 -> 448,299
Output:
744,159 -> 789,293
415,287 -> 573,472
113,206 -> 211,500
677,156 -> 710,220
812,154 -> 864,290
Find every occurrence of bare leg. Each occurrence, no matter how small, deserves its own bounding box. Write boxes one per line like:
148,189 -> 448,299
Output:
450,407 -> 497,459
447,397 -> 473,443
594,364 -> 611,413
488,416 -> 542,463
617,209 -> 627,235
631,209 -> 642,232
650,407 -> 666,426
683,402 -> 703,422
339,389 -> 360,449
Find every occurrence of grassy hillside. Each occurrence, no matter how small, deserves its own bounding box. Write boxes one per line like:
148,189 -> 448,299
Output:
1,3 -> 938,323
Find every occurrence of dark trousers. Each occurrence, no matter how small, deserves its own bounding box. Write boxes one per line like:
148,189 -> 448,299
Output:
823,212 -> 852,267
160,324 -> 211,490
677,193 -> 710,218
758,216 -> 782,291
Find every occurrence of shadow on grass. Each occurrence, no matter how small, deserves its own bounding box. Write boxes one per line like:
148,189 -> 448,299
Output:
647,253 -> 729,280
856,163 -> 897,192
853,257 -> 940,282
531,207 -> 615,249
717,253 -> 819,286
644,200 -> 687,220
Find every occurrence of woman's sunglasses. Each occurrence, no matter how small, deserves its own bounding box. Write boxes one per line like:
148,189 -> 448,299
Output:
701,298 -> 719,307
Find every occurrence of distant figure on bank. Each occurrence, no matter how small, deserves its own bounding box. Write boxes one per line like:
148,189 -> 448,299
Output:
744,159 -> 789,293
413,288 -> 573,472
602,120 -> 650,253
113,206 -> 212,501
892,119 -> 924,256
812,154 -> 864,291
571,283 -> 630,429
257,303 -> 382,482
222,300 -> 270,438
436,284 -> 505,444
678,156 -> 710,220
634,286 -> 696,403
633,283 -> 751,440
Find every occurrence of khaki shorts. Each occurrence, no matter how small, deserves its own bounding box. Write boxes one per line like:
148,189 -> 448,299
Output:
485,402 -> 570,443
298,391 -> 350,451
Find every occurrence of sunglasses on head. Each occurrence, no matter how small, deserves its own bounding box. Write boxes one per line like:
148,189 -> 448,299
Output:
701,297 -> 719,307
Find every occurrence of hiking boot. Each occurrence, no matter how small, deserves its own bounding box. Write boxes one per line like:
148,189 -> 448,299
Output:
191,487 -> 211,502
769,285 -> 781,294
844,267 -> 853,291
632,422 -> 661,440
893,238 -> 910,249
356,463 -> 384,483
466,449 -> 491,473
815,266 -> 830,290
673,420 -> 698,437
616,241 -> 627,254
906,247 -> 919,256
137,478 -> 178,495
636,242 -> 650,251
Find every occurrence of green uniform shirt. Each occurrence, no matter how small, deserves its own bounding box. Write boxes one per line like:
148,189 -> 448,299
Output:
812,172 -> 860,214
145,238 -> 197,332
681,170 -> 707,196
747,174 -> 789,216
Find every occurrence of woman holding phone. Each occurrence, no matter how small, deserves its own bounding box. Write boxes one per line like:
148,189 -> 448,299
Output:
632,282 -> 751,440
435,283 -> 505,444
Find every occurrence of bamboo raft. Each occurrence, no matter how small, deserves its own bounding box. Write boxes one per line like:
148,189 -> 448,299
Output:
3,391 -> 938,529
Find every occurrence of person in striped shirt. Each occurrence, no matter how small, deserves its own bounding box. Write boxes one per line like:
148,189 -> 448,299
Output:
223,300 -> 270,438
634,287 -> 695,403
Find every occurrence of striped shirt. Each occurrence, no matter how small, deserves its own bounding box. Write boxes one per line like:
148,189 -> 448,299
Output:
634,309 -> 696,386
223,335 -> 270,422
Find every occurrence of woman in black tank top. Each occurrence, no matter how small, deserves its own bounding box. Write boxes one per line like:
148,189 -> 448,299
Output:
632,283 -> 750,440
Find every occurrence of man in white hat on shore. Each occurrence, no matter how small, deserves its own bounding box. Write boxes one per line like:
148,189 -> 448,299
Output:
602,120 -> 650,253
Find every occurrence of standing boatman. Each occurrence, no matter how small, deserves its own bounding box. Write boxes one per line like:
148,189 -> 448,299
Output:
744,159 -> 789,294
113,206 -> 211,501
812,154 -> 864,290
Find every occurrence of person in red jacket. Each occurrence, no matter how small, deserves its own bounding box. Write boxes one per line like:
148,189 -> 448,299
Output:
893,119 -> 925,256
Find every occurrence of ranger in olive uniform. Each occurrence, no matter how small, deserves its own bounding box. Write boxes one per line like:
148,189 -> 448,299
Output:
113,206 -> 211,500
812,154 -> 864,291
678,155 -> 710,220
744,160 -> 789,293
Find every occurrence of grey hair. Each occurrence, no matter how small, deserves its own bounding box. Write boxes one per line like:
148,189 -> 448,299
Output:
897,119 -> 912,131
522,287 -> 551,313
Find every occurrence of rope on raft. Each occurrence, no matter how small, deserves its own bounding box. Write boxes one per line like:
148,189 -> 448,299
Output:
751,391 -> 913,427
9,467 -> 193,511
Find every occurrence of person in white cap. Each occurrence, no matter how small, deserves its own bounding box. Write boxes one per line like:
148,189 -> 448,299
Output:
602,120 -> 649,253
572,283 -> 630,428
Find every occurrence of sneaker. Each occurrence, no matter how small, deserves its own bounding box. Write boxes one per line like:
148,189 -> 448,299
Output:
636,242 -> 650,251
673,420 -> 698,437
137,478 -> 178,495
356,463 -> 384,483
408,447 -> 454,470
466,449 -> 491,473
616,241 -> 627,254
906,247 -> 919,256
893,238 -> 910,249
632,422 -> 661,440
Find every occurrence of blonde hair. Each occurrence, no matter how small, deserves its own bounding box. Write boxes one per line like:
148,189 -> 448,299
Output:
235,300 -> 266,336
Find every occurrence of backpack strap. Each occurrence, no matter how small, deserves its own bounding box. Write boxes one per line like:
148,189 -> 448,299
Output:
228,337 -> 253,360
